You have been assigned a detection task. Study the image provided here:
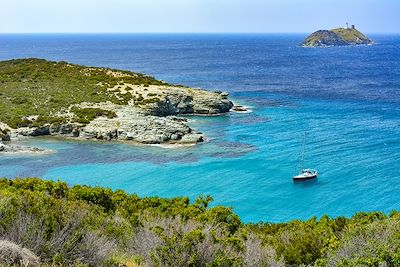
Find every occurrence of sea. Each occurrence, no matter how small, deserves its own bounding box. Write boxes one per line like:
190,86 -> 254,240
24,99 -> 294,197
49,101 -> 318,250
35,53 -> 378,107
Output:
0,33 -> 399,222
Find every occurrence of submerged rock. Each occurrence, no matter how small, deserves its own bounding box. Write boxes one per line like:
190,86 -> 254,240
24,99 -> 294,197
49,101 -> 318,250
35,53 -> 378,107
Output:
232,105 -> 249,112
0,142 -> 50,154
180,133 -> 204,144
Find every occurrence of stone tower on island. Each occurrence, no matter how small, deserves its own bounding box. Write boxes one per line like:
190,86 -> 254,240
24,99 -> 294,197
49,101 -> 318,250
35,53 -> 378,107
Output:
345,23 -> 356,30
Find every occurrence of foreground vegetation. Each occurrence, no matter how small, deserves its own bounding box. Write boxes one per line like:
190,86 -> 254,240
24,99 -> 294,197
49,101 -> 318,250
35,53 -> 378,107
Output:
0,178 -> 399,266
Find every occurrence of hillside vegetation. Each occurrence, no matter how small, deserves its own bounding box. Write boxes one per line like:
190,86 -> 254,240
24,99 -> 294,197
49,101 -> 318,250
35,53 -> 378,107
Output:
0,177 -> 399,266
0,58 -> 171,129
331,28 -> 371,44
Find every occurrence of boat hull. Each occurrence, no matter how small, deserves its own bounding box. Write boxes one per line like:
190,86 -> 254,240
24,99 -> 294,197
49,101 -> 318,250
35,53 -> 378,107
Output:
293,169 -> 318,181
293,174 -> 317,181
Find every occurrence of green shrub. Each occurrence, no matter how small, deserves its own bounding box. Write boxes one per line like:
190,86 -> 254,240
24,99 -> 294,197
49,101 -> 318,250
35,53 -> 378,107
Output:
30,115 -> 67,127
71,107 -> 117,125
115,92 -> 133,105
139,97 -> 161,105
7,117 -> 31,128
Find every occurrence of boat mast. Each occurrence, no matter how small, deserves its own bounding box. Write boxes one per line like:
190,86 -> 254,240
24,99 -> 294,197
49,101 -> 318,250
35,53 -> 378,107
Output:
300,132 -> 306,173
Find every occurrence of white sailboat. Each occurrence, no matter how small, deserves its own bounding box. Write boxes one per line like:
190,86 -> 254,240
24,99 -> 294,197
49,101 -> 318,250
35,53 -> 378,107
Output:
293,132 -> 318,181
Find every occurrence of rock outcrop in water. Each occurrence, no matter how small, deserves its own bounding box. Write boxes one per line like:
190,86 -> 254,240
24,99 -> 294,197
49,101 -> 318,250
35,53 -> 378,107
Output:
0,58 -> 234,147
302,26 -> 372,47
0,141 -> 50,154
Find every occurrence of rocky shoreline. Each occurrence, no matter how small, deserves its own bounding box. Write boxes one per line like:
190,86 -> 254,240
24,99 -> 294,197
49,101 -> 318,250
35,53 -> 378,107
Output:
1,91 -> 237,143
0,97 -> 248,154
0,58 -> 252,154
9,111 -> 204,145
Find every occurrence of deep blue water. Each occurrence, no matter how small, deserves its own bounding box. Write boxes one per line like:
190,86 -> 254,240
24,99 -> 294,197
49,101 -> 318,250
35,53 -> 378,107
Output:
1,34 -> 400,222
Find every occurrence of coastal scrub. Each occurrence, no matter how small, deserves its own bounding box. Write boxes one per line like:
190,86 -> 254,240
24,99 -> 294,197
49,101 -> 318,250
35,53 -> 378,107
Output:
0,177 -> 399,266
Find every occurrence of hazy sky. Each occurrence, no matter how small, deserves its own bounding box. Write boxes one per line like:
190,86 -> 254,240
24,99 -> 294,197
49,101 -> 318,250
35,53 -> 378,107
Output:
0,0 -> 399,33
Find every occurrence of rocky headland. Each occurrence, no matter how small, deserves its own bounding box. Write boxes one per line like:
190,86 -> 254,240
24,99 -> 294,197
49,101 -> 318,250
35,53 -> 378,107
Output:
301,26 -> 372,47
0,58 -> 238,151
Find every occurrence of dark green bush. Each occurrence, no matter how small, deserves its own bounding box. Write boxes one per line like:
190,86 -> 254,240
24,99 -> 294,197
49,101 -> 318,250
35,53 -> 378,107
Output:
139,97 -> 161,105
71,107 -> 117,125
30,115 -> 67,127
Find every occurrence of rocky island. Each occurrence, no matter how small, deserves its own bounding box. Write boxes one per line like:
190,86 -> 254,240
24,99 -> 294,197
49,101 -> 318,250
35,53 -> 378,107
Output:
0,58 -> 235,150
302,24 -> 372,47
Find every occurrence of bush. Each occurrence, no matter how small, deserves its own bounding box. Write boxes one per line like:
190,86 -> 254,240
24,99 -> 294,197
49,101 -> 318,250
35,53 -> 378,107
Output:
139,97 -> 161,105
7,117 -> 31,128
115,92 -> 133,105
0,189 -> 117,266
71,107 -> 117,125
130,217 -> 243,267
322,218 -> 400,266
0,240 -> 40,266
30,115 -> 67,127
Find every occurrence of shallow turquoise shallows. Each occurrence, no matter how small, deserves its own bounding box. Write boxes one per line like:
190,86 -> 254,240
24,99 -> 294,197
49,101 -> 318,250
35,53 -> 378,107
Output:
1,34 -> 400,222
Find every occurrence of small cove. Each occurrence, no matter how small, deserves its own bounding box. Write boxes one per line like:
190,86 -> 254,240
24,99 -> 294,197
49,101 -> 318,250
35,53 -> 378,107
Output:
1,34 -> 400,222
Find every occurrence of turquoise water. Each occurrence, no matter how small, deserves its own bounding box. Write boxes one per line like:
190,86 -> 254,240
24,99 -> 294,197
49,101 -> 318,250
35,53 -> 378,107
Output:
1,34 -> 400,222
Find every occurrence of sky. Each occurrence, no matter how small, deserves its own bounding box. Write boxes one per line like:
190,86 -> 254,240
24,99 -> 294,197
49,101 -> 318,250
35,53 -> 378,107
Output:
0,0 -> 399,33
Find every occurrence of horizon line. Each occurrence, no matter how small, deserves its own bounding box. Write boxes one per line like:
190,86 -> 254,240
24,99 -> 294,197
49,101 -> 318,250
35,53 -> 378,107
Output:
0,31 -> 399,35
